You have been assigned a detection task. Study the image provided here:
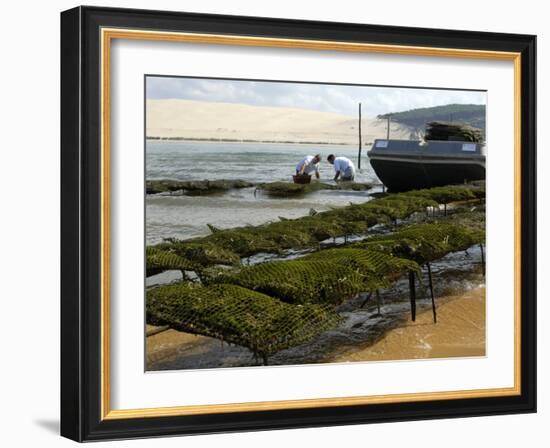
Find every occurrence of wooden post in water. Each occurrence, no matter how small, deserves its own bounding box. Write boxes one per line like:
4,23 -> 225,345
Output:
427,262 -> 437,323
408,270 -> 417,321
375,289 -> 381,315
357,102 -> 362,169
386,114 -> 391,140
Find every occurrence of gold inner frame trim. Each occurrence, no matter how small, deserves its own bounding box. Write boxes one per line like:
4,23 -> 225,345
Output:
100,27 -> 522,421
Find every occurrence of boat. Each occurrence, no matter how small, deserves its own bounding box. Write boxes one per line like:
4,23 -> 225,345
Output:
367,139 -> 486,192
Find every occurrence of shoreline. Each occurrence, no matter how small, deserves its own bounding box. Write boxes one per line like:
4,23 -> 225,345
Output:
332,286 -> 485,363
146,137 -> 360,146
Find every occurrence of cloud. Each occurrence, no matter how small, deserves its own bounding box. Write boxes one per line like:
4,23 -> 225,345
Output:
146,76 -> 486,117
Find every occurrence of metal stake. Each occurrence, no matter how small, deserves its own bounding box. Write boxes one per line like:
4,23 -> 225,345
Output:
408,270 -> 417,321
427,262 -> 437,323
360,291 -> 373,308
480,243 -> 485,275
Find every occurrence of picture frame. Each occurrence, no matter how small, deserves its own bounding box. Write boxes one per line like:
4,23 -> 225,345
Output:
60,5 -> 537,442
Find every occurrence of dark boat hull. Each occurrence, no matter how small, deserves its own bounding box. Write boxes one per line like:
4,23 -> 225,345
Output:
367,139 -> 485,192
369,156 -> 485,192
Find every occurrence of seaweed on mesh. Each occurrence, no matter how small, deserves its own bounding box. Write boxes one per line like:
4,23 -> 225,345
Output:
332,181 -> 373,191
256,181 -> 372,197
291,215 -> 349,241
146,282 -> 342,363
295,213 -> 369,241
303,248 -> 421,290
147,184 -> 485,275
317,194 -> 436,226
204,228 -> 281,257
214,248 -> 419,305
145,246 -> 199,277
146,179 -> 254,195
363,195 -> 439,221
199,215 -> 349,255
144,185 -> 487,360
254,220 -> 319,249
303,248 -> 420,276
159,240 -> 241,267
469,183 -> 486,200
322,203 -> 381,226
257,182 -> 322,196
353,222 -> 485,264
214,260 -> 368,305
403,186 -> 477,205
440,208 -> 486,231
334,219 -> 370,239
376,194 -> 439,212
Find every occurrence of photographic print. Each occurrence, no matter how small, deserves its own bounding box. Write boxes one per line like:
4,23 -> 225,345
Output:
61,8 -> 536,440
144,76 -> 487,371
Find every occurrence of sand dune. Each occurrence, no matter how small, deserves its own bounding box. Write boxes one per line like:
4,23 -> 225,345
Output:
146,99 -> 416,144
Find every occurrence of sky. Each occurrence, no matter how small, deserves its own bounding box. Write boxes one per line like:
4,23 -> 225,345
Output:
146,76 -> 486,118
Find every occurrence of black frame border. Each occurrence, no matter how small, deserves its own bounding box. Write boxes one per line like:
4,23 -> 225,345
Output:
61,6 -> 536,442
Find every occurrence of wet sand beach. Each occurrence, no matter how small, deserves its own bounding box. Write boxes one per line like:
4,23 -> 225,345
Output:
146,326 -> 214,368
333,287 -> 485,363
146,286 -> 485,370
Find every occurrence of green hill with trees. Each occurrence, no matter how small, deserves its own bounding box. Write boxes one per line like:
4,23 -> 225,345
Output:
378,104 -> 486,133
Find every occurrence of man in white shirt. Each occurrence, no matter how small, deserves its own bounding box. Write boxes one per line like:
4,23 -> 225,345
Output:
295,154 -> 321,180
327,154 -> 355,181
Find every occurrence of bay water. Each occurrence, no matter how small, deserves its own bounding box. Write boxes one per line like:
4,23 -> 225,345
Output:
146,140 -> 379,244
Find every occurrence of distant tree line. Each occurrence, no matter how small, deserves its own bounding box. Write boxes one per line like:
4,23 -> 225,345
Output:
378,104 -> 486,133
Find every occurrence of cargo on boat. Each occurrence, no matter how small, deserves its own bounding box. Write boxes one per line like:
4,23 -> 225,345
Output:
367,139 -> 486,192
